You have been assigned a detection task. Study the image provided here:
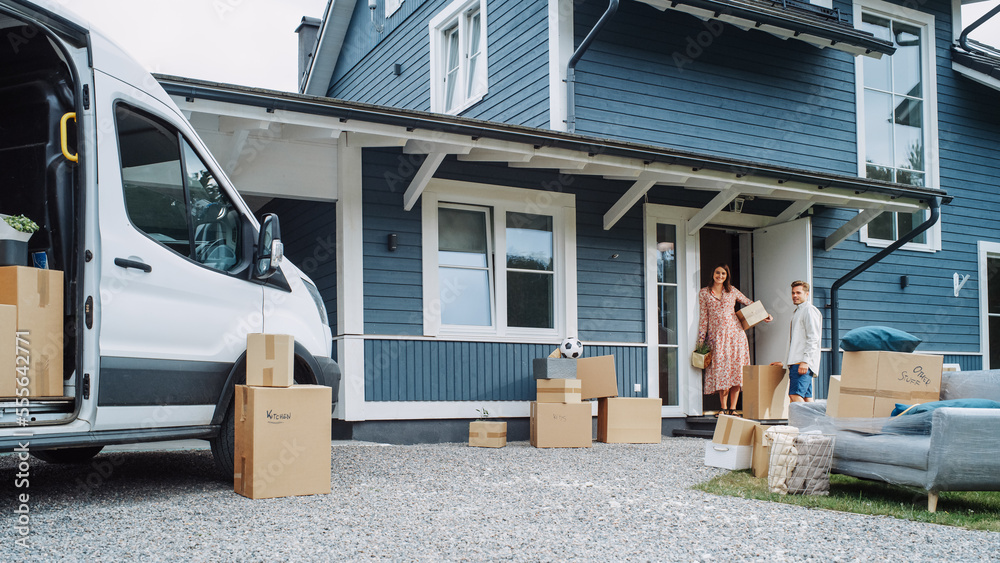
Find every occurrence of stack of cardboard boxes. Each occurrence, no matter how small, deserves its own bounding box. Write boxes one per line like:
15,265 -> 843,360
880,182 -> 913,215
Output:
234,333 -> 331,499
741,365 -> 791,478
828,351 -> 944,418
0,266 -> 63,398
704,414 -> 757,470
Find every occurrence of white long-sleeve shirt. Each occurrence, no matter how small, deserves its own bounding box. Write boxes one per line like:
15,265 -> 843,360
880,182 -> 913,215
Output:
786,302 -> 822,374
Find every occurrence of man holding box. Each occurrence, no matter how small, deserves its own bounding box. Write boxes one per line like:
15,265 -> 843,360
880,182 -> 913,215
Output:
771,280 -> 822,403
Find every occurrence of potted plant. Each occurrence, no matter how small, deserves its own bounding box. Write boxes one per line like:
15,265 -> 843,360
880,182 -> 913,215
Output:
468,407 -> 507,448
0,214 -> 39,267
691,341 -> 712,370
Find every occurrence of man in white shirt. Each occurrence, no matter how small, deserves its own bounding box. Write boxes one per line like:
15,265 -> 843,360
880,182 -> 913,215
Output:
770,280 -> 822,402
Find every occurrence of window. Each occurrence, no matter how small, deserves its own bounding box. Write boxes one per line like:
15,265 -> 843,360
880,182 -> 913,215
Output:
116,104 -> 244,272
855,0 -> 939,250
422,181 -> 575,339
979,242 -> 1000,369
430,0 -> 487,114
655,224 -> 679,406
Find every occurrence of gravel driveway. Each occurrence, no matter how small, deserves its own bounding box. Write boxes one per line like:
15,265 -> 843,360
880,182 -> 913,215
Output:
1,437 -> 998,562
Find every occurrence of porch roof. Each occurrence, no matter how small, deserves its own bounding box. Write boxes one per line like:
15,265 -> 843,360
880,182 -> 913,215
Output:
158,74 -> 948,250
634,0 -> 895,58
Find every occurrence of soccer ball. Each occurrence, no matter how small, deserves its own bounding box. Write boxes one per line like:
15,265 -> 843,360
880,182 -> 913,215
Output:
561,337 -> 583,359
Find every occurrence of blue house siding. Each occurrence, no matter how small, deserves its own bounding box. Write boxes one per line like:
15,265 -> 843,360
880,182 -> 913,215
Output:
571,0 -> 859,174
365,340 -> 646,401
330,0 -> 551,128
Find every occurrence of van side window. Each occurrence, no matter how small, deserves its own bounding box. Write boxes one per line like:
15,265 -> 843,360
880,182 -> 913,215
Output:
116,104 -> 242,272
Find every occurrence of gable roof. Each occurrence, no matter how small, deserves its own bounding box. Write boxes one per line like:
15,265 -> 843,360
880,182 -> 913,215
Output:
301,0 -> 355,96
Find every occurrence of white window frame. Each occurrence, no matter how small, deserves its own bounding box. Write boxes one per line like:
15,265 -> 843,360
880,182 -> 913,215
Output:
854,0 -> 941,252
421,179 -> 576,341
429,0 -> 488,114
978,241 -> 1000,369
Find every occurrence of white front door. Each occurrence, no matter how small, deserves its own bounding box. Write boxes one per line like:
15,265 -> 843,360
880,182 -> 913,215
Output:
751,218 -> 813,366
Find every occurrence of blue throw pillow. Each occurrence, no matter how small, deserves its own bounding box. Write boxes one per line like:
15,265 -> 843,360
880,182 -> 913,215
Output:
885,399 -> 1000,434
841,326 -> 922,353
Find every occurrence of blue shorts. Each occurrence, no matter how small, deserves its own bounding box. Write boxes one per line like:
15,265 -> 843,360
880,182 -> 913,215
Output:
788,364 -> 813,398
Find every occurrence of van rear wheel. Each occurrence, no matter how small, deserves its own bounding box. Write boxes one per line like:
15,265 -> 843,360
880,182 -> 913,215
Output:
32,446 -> 104,464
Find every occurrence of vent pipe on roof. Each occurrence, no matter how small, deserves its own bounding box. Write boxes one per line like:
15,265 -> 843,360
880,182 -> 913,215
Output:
566,0 -> 618,133
959,3 -> 1000,55
829,197 -> 941,376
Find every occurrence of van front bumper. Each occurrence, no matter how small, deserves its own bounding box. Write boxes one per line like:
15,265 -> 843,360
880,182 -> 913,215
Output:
314,356 -> 341,406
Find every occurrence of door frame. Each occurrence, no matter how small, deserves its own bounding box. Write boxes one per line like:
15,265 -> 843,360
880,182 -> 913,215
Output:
978,241 -> 999,369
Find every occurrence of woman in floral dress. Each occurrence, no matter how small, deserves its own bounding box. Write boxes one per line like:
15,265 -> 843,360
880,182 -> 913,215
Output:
697,264 -> 770,416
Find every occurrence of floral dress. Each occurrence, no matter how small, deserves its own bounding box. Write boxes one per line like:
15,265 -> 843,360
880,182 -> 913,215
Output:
697,286 -> 752,394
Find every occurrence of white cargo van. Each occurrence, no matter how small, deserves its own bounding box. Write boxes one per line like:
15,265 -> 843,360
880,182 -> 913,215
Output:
0,1 -> 339,475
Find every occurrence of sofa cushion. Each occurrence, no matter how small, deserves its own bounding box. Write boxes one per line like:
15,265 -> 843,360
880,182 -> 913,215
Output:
833,432 -> 930,472
941,370 -> 1000,402
841,326 -> 921,352
891,398 -> 1000,417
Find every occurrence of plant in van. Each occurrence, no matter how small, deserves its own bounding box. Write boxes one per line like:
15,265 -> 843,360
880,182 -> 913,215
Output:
2,214 -> 39,234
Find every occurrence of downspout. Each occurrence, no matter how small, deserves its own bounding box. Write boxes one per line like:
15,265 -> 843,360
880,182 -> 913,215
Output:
566,0 -> 618,133
959,3 -> 1000,55
829,197 -> 941,375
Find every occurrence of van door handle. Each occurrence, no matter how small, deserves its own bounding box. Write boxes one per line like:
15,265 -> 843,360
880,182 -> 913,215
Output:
114,258 -> 152,273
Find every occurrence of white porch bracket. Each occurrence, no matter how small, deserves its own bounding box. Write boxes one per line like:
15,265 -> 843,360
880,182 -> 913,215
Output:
824,207 -> 884,251
603,171 -> 663,230
687,185 -> 739,236
773,200 -> 814,224
403,152 -> 448,211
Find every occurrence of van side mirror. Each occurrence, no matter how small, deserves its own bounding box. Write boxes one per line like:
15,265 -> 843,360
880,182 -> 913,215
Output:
253,213 -> 283,280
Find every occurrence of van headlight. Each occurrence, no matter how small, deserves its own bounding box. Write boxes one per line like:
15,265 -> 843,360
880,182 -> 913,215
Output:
302,278 -> 329,326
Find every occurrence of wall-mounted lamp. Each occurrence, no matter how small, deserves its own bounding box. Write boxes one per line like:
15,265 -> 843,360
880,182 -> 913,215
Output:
731,197 -> 745,214
388,233 -> 398,252
900,275 -> 908,290
392,63 -> 402,76
369,0 -> 384,34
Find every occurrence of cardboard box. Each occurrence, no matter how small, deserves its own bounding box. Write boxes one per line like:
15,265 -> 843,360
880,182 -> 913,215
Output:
536,378 -> 582,403
841,351 -> 943,417
742,365 -> 789,420
532,357 -> 577,379
827,375 -> 842,417
0,305 -> 15,397
736,300 -> 769,330
751,423 -> 782,478
234,384 -> 332,499
576,355 -> 618,400
0,267 -> 63,397
597,397 -> 662,443
529,402 -> 592,448
246,333 -> 294,387
712,414 -> 757,446
469,421 -> 507,448
704,442 -> 753,470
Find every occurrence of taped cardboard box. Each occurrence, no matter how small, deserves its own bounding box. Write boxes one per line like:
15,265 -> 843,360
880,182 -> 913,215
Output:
742,365 -> 789,420
0,266 -> 63,397
751,422 -> 782,478
234,384 -> 332,499
840,351 -> 943,417
597,397 -> 662,443
712,414 -> 757,446
536,378 -> 582,403
827,375 -> 842,418
246,333 -> 294,387
529,401 -> 592,448
576,355 -> 618,400
704,442 -> 753,470
469,421 -> 507,448
0,305 -> 15,397
736,300 -> 769,330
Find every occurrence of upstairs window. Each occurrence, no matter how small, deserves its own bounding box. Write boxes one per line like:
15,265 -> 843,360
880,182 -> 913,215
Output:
855,0 -> 940,250
430,0 -> 487,114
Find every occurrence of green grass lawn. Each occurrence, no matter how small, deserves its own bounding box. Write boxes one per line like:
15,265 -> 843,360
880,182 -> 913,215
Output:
694,470 -> 1000,532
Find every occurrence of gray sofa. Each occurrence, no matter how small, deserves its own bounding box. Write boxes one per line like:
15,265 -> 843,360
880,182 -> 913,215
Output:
789,369 -> 1000,512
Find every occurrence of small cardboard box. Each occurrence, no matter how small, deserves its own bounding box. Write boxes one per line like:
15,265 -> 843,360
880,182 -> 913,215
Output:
712,414 -> 757,446
469,421 -> 507,448
827,375 -> 842,417
536,378 -> 582,403
0,266 -> 63,397
742,365 -> 789,420
529,401 -> 592,448
841,351 -> 943,417
736,300 -> 769,330
0,305 -> 15,397
532,357 -> 577,380
234,384 -> 332,499
576,355 -> 618,400
597,397 -> 662,443
751,423 -> 782,478
704,442 -> 753,470
246,333 -> 294,387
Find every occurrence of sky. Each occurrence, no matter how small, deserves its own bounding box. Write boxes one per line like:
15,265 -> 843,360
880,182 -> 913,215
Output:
59,0 -> 1000,94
